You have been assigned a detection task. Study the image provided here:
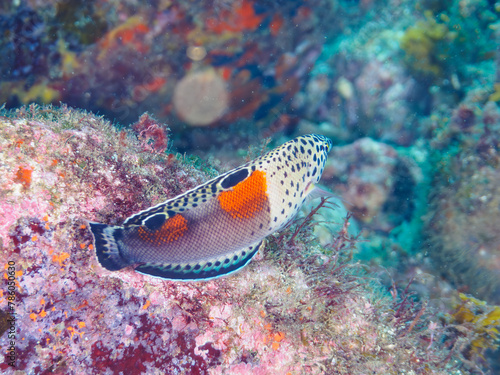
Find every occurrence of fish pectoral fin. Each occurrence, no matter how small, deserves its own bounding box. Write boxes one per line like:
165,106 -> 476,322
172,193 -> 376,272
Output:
306,184 -> 339,202
134,240 -> 264,281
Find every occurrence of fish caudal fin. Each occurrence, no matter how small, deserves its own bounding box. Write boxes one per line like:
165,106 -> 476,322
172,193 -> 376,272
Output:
135,240 -> 265,281
88,222 -> 131,271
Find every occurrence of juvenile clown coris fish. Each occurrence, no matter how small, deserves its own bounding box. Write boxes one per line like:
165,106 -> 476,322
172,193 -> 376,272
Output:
89,134 -> 333,281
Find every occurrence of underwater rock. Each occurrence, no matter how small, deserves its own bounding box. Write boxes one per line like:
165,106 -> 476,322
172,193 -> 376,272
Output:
0,105 -> 485,374
322,137 -> 419,232
425,101 -> 500,304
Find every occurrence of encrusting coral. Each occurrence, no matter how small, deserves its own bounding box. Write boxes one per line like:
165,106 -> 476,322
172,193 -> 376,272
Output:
0,105 -> 498,374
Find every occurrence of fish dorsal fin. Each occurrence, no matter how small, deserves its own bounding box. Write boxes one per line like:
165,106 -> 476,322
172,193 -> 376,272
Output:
135,240 -> 265,281
123,166 -> 254,226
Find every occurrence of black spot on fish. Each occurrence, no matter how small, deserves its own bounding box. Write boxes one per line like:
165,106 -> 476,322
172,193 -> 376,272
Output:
167,210 -> 177,217
215,261 -> 221,267
300,146 -> 305,154
224,259 -> 230,264
312,166 -> 317,176
313,154 -> 317,162
194,264 -> 201,270
259,223 -> 263,229
185,265 -> 192,270
291,165 -> 295,172
301,138 -> 308,145
288,202 -> 292,207
211,184 -> 218,193
221,169 -> 249,189
233,255 -> 238,260
174,265 -> 181,271
281,209 -> 285,214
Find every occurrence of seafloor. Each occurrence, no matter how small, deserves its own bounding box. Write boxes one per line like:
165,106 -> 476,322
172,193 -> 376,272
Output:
0,0 -> 499,374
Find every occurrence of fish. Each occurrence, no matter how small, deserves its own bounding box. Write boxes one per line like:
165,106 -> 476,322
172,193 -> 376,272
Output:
89,134 -> 334,281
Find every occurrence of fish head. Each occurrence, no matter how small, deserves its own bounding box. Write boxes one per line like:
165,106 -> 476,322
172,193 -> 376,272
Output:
303,134 -> 332,184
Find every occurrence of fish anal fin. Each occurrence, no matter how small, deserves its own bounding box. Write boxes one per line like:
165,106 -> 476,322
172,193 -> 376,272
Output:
135,240 -> 264,281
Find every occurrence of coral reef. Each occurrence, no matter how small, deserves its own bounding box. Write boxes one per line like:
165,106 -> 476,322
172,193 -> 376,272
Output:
424,99 -> 500,305
0,105 -> 495,374
322,138 -> 420,233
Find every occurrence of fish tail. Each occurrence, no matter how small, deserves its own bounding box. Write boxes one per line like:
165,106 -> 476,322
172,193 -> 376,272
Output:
88,222 -> 132,271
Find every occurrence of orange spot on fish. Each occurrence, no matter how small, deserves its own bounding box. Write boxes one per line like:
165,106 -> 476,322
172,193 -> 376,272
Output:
218,170 -> 267,219
137,214 -> 188,246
